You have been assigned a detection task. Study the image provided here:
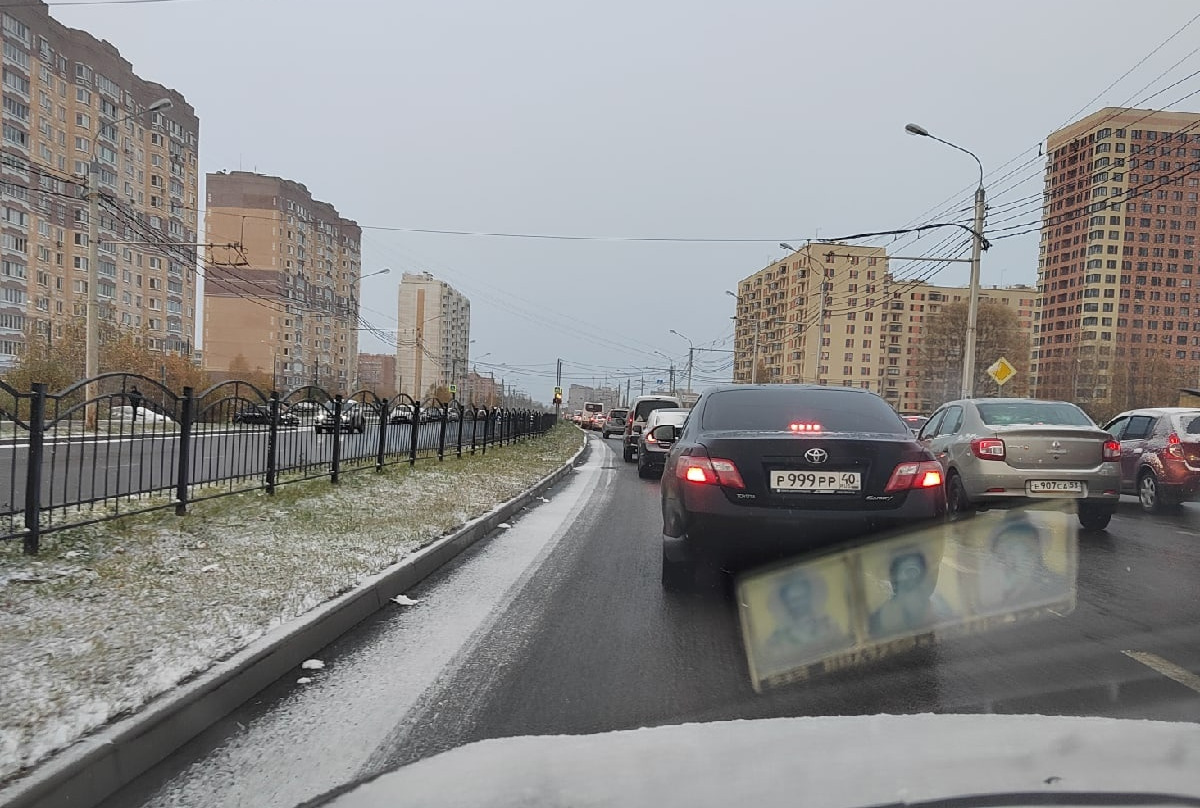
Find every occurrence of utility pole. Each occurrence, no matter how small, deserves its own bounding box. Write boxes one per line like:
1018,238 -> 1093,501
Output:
625,378 -> 631,407
555,357 -> 562,419
640,375 -> 645,396
961,183 -> 986,398
84,97 -> 174,427
83,164 -> 101,428
669,363 -> 675,395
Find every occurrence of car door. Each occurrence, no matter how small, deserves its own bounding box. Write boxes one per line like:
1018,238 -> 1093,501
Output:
927,405 -> 964,468
1102,415 -> 1131,490
917,407 -> 948,466
1119,414 -> 1157,486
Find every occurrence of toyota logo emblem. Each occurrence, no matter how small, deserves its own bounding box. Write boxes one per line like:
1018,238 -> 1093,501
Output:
805,448 -> 828,464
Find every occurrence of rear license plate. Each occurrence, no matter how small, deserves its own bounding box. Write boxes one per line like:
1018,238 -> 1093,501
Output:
771,470 -> 861,493
1027,480 -> 1085,497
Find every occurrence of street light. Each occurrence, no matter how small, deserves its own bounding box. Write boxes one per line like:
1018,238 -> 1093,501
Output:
360,267 -> 390,280
906,121 -> 986,399
84,97 -> 175,426
669,329 -> 695,395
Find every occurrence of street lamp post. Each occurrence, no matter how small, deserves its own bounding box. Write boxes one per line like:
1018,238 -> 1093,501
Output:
669,329 -> 695,395
84,96 -> 174,427
905,123 -> 986,399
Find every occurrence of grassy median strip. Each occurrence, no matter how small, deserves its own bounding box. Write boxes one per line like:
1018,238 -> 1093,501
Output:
0,424 -> 583,783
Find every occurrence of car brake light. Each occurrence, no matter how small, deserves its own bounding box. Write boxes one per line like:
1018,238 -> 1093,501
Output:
884,460 -> 944,493
1167,432 -> 1185,459
789,422 -> 822,432
677,454 -> 745,489
970,437 -> 1006,461
1103,439 -> 1121,461
645,432 -> 657,444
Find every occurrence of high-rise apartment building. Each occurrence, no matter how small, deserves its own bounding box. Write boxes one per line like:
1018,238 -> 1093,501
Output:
396,272 -> 470,401
1033,107 -> 1200,406
733,243 -> 1034,412
0,2 -> 199,368
356,352 -> 396,396
202,171 -> 362,391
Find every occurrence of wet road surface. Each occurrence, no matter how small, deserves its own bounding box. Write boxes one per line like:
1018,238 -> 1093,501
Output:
104,432 -> 1200,807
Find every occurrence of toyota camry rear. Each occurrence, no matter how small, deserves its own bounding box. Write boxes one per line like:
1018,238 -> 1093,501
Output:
657,385 -> 945,588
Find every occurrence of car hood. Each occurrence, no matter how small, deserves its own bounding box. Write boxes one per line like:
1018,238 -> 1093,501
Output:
312,714 -> 1200,807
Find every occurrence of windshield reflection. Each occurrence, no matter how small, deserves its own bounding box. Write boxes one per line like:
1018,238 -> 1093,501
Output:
738,507 -> 1077,692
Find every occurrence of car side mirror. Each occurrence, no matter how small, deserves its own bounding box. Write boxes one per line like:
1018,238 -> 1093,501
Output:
650,424 -> 677,442
632,424 -> 643,434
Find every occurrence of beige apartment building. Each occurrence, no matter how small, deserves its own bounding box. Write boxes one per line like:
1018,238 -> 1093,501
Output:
732,243 -> 1034,412
0,2 -> 200,369
202,172 -> 362,392
1033,107 -> 1200,407
396,271 -> 470,401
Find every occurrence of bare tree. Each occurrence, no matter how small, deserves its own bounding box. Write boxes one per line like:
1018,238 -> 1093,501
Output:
917,301 -> 1029,409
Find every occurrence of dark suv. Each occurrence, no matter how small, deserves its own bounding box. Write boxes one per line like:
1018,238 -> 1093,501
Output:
232,404 -> 299,427
1103,407 -> 1200,512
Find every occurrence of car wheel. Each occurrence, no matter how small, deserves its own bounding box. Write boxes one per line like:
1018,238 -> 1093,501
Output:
623,445 -> 635,463
637,455 -> 653,479
1078,502 -> 1115,531
661,545 -> 693,593
946,472 -> 973,520
1138,470 -> 1167,513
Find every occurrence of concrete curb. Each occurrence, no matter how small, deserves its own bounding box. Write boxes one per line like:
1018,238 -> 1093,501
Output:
0,431 -> 589,808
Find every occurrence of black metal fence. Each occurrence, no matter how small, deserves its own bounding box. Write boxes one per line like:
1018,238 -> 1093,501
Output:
0,372 -> 557,555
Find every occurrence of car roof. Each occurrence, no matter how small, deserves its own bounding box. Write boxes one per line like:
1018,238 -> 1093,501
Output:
699,383 -> 881,395
1114,407 -> 1200,416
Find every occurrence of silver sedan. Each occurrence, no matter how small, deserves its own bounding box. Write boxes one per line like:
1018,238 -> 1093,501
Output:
917,398 -> 1120,530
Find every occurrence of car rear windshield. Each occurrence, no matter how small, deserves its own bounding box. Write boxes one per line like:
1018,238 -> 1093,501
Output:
1171,412 -> 1200,435
699,389 -> 908,434
634,400 -> 681,421
650,409 -> 689,427
975,401 -> 1093,427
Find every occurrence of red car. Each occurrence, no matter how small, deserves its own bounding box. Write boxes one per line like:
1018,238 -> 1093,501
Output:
1103,407 -> 1200,512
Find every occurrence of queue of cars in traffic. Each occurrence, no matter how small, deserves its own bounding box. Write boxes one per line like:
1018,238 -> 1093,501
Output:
568,385 -> 1200,591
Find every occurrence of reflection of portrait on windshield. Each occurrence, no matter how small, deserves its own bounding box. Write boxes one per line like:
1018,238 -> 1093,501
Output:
868,549 -> 953,639
978,514 -> 1068,611
766,570 -> 851,659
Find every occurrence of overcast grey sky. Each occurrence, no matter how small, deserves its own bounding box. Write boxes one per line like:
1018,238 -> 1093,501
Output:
54,0 -> 1200,400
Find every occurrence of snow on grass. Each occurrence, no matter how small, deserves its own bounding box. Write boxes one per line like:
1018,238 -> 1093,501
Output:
0,425 -> 582,784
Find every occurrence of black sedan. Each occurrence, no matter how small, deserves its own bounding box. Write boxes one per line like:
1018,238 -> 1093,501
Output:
654,385 -> 946,590
231,404 -> 300,427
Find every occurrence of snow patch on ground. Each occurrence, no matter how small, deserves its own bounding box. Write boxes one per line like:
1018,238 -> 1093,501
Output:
0,427 -> 581,783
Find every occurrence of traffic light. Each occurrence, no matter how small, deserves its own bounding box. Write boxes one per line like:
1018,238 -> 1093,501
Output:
553,386 -> 563,405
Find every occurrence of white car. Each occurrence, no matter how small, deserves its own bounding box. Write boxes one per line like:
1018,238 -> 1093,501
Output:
107,405 -> 176,427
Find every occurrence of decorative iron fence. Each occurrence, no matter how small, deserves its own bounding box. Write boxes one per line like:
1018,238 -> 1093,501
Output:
0,373 -> 556,555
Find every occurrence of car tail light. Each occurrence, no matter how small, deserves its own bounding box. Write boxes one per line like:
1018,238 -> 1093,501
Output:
970,437 -> 1006,461
789,422 -> 823,433
1167,432 -> 1185,459
884,461 -> 944,493
1103,439 -> 1121,462
645,431 -> 657,444
677,453 -> 745,489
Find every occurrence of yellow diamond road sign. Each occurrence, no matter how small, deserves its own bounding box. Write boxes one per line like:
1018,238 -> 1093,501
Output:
987,357 -> 1017,387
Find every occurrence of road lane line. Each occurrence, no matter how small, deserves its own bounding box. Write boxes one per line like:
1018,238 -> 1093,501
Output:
1123,650 -> 1200,695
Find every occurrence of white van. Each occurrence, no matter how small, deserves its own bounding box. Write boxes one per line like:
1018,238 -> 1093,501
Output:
622,394 -> 683,462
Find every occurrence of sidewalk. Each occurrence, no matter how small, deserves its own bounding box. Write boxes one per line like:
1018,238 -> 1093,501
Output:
0,425 -> 582,784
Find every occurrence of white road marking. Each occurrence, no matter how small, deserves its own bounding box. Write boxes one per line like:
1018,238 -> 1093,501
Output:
1122,649 -> 1200,695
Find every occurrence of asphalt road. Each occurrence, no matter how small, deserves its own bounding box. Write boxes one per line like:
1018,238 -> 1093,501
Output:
0,418 -> 496,517
104,431 -> 1200,808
